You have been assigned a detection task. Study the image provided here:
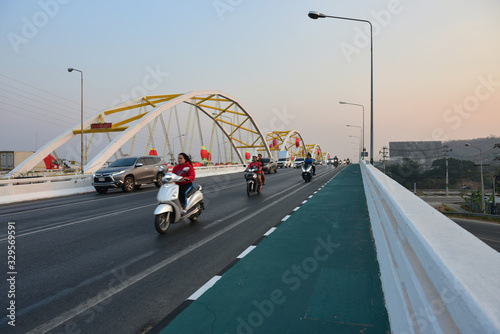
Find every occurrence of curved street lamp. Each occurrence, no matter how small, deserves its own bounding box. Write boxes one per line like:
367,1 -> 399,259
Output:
349,135 -> 361,160
465,143 -> 485,214
309,11 -> 373,164
347,125 -> 363,161
342,102 -> 365,158
67,67 -> 84,173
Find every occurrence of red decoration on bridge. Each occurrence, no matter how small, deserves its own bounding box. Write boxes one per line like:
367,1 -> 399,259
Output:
200,146 -> 208,160
43,154 -> 59,169
149,148 -> 158,156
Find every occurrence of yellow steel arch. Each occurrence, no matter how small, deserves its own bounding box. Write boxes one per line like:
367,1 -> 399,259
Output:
305,144 -> 323,161
264,130 -> 307,158
7,90 -> 271,176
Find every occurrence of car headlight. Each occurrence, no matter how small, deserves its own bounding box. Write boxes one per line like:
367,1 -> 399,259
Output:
112,170 -> 126,176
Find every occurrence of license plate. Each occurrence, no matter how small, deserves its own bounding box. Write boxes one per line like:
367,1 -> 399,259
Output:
98,177 -> 105,182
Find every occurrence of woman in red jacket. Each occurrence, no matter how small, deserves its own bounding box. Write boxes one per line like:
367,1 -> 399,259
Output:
172,153 -> 196,214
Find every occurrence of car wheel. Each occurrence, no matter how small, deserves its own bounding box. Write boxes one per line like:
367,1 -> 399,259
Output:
122,176 -> 135,193
155,172 -> 165,187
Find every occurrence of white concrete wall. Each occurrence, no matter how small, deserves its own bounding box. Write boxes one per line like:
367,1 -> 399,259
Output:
360,161 -> 500,333
0,165 -> 245,204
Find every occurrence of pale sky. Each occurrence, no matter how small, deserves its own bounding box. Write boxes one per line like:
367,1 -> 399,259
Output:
1,0 -> 499,163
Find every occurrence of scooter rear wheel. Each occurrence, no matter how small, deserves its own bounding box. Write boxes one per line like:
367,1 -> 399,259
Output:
189,203 -> 202,223
155,211 -> 173,234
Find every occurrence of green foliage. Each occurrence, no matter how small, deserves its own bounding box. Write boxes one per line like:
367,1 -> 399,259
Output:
384,158 -> 482,189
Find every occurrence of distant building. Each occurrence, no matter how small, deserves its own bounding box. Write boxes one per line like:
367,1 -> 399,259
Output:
389,141 -> 442,168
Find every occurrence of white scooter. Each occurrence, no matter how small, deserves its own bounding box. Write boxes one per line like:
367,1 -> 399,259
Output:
154,170 -> 204,234
302,163 -> 314,182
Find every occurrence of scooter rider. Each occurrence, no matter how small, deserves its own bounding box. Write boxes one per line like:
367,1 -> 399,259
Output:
304,153 -> 315,176
246,155 -> 263,191
257,153 -> 266,185
172,153 -> 195,214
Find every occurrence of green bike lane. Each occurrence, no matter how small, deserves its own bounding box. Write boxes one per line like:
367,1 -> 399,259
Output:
152,164 -> 390,333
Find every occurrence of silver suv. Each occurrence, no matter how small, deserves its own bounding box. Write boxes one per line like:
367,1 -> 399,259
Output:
92,156 -> 169,193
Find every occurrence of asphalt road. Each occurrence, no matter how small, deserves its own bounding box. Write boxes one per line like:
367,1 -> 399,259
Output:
418,196 -> 500,252
0,165 -> 344,333
450,218 -> 500,252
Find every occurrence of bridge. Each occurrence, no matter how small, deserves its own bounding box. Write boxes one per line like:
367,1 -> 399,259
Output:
0,92 -> 499,333
5,90 -> 325,178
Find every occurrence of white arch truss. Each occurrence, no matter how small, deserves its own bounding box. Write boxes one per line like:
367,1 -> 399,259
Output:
7,90 -> 271,177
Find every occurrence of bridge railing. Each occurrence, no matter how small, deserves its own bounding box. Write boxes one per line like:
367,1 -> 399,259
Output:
0,164 -> 246,205
360,161 -> 500,333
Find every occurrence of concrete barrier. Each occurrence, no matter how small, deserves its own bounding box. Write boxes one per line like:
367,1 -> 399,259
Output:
360,161 -> 500,333
0,165 -> 245,205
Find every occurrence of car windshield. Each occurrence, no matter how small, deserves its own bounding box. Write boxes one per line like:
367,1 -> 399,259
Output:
260,158 -> 270,163
109,158 -> 137,167
295,158 -> 304,162
278,158 -> 286,161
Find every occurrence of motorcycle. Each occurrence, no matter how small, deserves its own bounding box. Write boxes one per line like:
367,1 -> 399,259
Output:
333,158 -> 339,168
154,170 -> 204,234
302,163 -> 314,182
245,168 -> 261,196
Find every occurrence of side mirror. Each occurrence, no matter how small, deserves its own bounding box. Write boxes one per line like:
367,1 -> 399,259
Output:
135,163 -> 143,168
182,167 -> 190,172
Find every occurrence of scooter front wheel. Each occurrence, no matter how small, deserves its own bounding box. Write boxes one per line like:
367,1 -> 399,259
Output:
155,211 -> 173,234
247,181 -> 253,197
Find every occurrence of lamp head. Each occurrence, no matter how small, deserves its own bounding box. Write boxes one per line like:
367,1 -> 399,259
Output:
339,101 -> 346,104
308,11 -> 325,19
465,143 -> 470,147
67,68 -> 73,72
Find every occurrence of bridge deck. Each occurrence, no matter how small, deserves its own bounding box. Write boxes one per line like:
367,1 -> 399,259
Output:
152,164 -> 390,333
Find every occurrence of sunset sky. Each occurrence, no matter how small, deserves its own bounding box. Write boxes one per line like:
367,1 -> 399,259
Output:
1,0 -> 499,162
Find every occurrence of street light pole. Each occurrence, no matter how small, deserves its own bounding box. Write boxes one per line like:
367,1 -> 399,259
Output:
68,68 -> 84,174
341,102 -> 365,159
171,134 -> 185,164
309,11 -> 373,164
349,135 -> 361,160
465,143 -> 485,214
347,125 -> 362,161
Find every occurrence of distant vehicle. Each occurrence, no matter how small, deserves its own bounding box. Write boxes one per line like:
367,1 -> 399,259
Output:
93,156 -> 169,193
327,158 -> 334,165
277,157 -> 292,168
294,158 -> 305,168
277,151 -> 292,168
260,157 -> 277,174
